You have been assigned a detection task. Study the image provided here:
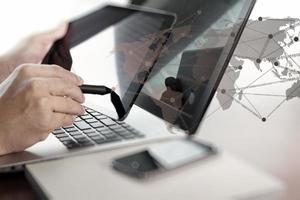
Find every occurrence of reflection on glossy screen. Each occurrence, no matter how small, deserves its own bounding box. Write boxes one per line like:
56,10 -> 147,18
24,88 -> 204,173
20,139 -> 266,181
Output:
71,26 -> 118,93
70,12 -> 165,114
137,0 -> 249,127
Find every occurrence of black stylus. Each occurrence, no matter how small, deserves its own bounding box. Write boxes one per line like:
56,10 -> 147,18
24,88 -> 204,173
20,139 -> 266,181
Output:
80,84 -> 111,95
79,84 -> 126,119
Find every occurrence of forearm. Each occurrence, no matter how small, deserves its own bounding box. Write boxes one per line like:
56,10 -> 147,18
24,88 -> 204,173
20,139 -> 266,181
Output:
0,54 -> 14,83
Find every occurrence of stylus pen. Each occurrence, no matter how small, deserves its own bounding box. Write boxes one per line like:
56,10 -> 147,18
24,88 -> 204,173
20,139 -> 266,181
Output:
80,84 -> 111,95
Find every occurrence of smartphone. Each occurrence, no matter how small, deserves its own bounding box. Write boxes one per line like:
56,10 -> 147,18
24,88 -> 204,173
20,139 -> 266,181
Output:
112,139 -> 217,179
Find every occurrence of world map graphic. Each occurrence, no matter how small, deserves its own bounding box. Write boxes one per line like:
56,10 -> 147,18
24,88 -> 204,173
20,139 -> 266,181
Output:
206,17 -> 300,122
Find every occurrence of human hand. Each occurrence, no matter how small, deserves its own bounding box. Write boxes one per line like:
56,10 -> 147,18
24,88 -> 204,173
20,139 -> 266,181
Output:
0,64 -> 85,155
0,24 -> 68,82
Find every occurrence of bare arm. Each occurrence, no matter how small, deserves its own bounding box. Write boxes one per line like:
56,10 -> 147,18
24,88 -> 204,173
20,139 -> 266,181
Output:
0,24 -> 67,83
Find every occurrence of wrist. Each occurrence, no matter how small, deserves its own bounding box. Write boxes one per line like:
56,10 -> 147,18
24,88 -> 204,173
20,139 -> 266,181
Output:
0,127 -> 9,156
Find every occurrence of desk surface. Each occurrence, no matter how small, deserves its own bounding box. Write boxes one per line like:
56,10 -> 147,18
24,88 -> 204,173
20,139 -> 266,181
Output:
26,143 -> 283,200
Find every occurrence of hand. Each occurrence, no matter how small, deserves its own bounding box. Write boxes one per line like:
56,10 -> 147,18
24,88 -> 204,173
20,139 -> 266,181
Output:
0,24 -> 68,82
0,64 -> 85,155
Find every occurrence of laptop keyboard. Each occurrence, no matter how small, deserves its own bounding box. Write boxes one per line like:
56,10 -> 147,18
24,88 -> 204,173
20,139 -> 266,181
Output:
52,107 -> 144,149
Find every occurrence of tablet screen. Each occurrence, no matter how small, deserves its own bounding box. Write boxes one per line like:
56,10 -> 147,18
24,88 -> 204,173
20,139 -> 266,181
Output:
42,5 -> 175,119
133,0 -> 256,133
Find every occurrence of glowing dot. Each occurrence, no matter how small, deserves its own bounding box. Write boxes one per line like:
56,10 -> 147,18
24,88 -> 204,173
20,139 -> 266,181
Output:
170,98 -> 175,103
268,34 -> 273,39
256,58 -> 262,64
197,10 -> 202,15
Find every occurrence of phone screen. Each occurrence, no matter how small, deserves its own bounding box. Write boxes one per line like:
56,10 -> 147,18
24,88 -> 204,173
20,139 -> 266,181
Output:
112,139 -> 217,178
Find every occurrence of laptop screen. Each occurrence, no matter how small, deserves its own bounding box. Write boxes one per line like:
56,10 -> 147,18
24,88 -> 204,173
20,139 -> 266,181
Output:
133,0 -> 256,134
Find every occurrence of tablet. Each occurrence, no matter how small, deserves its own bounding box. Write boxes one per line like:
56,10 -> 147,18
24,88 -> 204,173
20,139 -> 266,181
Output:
42,5 -> 176,120
134,0 -> 256,134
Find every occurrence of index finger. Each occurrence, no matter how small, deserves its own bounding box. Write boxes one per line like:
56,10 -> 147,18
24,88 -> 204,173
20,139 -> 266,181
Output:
17,64 -> 84,85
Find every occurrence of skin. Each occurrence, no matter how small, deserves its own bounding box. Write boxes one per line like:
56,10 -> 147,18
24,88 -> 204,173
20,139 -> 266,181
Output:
0,24 -> 85,155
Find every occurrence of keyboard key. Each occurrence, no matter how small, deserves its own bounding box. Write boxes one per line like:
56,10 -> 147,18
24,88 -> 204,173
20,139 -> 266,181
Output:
72,135 -> 86,140
90,111 -> 101,116
93,138 -> 106,144
80,115 -> 93,120
83,129 -> 96,134
62,141 -> 80,149
69,131 -> 82,136
63,127 -> 78,132
90,122 -> 104,128
100,118 -> 116,126
74,121 -> 91,130
85,108 -> 94,112
52,129 -> 65,135
103,134 -> 121,140
96,127 -> 111,133
90,135 -> 104,141
55,133 -> 69,138
94,115 -> 107,120
75,117 -> 82,122
100,131 -> 114,136
77,140 -> 94,147
58,137 -> 73,142
63,125 -> 74,129
85,118 -> 98,123
85,131 -> 100,137
112,127 -> 127,132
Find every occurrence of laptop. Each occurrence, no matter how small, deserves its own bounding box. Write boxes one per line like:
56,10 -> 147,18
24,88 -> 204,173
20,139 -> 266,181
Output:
0,0 -> 256,172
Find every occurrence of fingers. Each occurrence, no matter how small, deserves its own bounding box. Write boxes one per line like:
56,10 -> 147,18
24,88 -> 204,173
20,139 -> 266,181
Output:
50,96 -> 85,115
17,64 -> 83,86
36,23 -> 68,42
51,113 -> 76,129
47,79 -> 85,103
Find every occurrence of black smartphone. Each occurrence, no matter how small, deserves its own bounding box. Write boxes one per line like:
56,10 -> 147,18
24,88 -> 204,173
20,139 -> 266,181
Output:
112,139 -> 217,179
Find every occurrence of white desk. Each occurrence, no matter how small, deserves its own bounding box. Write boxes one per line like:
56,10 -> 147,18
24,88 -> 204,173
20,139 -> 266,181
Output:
27,141 -> 283,200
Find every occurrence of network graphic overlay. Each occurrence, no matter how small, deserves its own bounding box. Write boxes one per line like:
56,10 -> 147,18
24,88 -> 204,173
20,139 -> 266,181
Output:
206,17 -> 300,122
